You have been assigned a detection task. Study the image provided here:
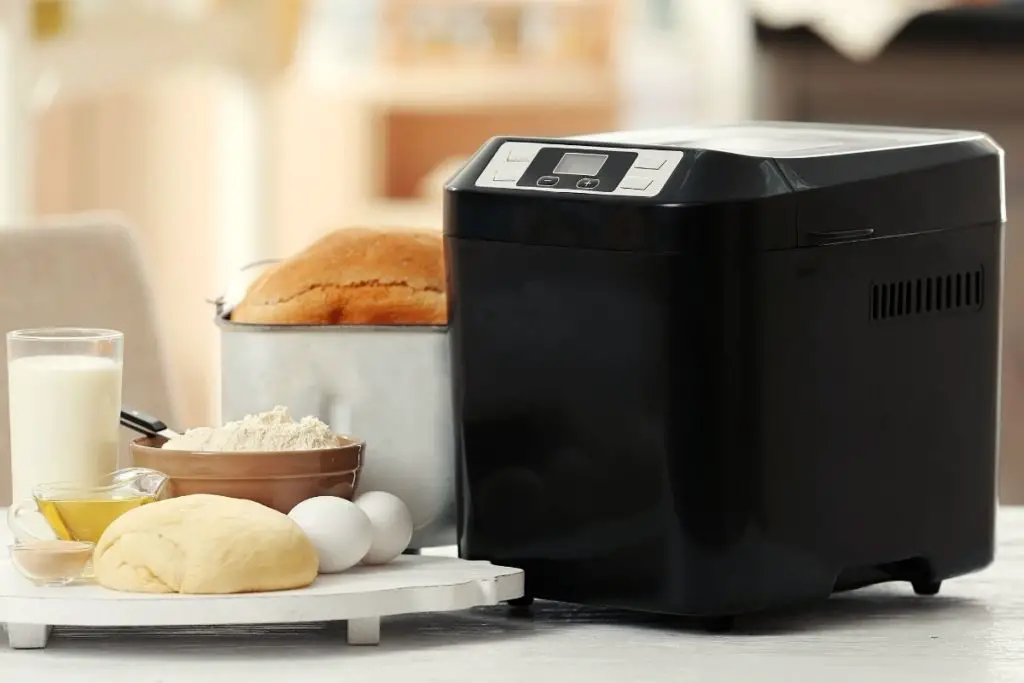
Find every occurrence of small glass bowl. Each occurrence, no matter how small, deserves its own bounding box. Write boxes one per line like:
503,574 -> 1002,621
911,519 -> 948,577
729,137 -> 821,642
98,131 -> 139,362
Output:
8,540 -> 95,586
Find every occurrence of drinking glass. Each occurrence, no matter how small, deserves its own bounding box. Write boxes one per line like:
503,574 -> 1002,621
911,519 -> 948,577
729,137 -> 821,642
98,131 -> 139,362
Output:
7,328 -> 124,506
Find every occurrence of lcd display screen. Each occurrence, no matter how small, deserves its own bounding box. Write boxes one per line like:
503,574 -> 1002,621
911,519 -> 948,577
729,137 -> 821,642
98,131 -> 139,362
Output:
553,152 -> 608,176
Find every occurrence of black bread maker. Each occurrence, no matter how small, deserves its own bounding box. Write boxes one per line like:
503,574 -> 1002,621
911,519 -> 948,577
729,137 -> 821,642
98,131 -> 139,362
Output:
444,122 -> 1004,623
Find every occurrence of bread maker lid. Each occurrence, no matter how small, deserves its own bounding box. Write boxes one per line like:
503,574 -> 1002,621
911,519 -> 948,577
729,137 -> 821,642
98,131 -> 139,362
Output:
570,121 -> 982,157
570,121 -> 1003,197
445,122 -> 1005,251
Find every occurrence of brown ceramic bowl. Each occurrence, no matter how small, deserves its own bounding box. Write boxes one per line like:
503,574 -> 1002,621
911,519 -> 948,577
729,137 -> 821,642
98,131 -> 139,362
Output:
129,436 -> 363,514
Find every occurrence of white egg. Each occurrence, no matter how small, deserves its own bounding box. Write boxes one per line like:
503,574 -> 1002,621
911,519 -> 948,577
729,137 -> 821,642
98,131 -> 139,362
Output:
355,491 -> 414,565
288,496 -> 373,574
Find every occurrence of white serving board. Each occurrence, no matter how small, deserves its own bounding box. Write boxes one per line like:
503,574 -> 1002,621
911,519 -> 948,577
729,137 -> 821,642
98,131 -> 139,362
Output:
0,555 -> 524,650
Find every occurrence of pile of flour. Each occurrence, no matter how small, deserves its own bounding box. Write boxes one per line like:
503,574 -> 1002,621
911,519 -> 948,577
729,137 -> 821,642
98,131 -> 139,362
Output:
162,406 -> 343,452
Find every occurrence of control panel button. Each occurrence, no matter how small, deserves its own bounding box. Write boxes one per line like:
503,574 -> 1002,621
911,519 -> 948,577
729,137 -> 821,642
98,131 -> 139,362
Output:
537,176 -> 560,187
619,176 -> 653,191
507,147 -> 536,163
493,166 -> 524,183
634,154 -> 668,171
576,177 -> 600,189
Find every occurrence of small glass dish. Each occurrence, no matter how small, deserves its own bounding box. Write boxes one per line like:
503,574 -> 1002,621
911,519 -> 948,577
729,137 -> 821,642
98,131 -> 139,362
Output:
8,539 -> 95,586
7,467 -> 169,545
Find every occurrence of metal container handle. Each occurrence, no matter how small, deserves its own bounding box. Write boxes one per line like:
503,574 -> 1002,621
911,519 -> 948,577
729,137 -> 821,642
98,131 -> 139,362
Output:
209,258 -> 283,317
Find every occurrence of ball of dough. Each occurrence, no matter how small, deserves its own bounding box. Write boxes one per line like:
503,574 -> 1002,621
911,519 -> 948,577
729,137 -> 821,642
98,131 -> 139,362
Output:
355,491 -> 413,565
93,494 -> 319,594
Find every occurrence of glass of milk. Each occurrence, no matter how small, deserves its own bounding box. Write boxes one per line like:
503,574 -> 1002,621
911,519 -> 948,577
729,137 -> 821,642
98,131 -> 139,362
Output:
7,328 -> 123,504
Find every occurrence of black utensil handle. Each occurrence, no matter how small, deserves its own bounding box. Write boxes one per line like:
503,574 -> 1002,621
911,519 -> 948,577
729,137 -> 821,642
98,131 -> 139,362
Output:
121,408 -> 168,436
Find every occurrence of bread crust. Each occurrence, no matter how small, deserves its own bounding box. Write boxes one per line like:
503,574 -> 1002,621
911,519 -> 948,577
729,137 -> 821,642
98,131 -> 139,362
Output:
230,227 -> 447,325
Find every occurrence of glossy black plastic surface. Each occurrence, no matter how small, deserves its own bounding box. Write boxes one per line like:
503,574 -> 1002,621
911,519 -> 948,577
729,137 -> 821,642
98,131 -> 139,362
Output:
445,131 -> 1002,252
445,128 -> 1003,617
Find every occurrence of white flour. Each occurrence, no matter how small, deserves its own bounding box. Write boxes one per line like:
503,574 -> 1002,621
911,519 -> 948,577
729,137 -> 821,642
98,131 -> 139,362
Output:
162,406 -> 343,452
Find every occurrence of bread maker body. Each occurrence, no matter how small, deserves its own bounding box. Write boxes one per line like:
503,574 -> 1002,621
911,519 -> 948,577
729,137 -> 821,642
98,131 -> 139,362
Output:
443,122 -> 1005,620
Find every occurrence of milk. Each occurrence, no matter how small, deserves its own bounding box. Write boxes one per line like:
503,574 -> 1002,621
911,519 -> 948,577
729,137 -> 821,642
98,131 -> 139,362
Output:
8,355 -> 122,502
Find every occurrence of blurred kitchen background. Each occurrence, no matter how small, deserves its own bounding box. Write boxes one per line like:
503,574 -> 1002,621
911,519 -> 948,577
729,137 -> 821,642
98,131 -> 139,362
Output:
2,0 -> 1024,498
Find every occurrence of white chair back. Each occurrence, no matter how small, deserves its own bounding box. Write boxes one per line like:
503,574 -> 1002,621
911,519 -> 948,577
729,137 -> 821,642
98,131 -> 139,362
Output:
0,218 -> 178,505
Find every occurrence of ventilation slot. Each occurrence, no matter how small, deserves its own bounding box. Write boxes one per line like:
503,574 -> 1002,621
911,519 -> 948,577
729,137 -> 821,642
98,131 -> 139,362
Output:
871,270 -> 983,321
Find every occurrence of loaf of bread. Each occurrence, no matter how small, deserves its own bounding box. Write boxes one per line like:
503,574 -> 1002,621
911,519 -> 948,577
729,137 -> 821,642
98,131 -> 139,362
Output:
231,227 -> 447,325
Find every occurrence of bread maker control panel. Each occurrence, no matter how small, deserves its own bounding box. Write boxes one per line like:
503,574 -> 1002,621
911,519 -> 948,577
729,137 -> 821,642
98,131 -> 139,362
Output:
474,141 -> 685,198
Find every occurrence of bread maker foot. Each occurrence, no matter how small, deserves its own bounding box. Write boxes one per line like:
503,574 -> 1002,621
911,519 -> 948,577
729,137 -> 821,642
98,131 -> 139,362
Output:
506,595 -> 533,607
700,616 -> 736,633
912,579 -> 943,596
